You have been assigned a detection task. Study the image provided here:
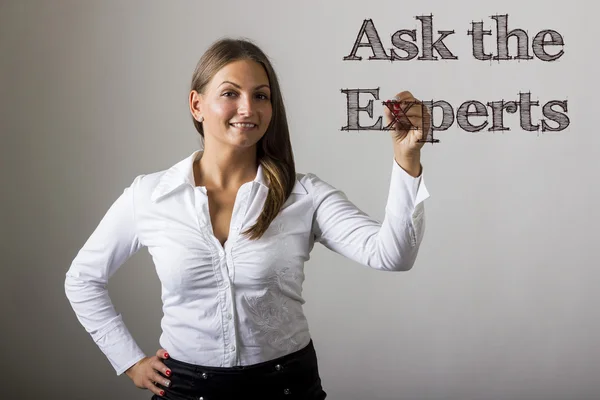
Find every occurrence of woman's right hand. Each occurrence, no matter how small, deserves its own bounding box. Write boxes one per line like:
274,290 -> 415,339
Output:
125,349 -> 172,397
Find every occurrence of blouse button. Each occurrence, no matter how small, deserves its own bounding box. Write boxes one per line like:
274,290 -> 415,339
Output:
275,364 -> 282,371
202,372 -> 208,379
283,388 -> 291,395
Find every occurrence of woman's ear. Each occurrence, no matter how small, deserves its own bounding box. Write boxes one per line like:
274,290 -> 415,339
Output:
189,90 -> 203,121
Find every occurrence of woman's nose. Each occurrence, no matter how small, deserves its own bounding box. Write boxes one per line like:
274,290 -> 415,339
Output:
237,96 -> 255,116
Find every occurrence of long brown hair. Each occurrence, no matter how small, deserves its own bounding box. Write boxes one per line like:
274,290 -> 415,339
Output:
190,38 -> 296,240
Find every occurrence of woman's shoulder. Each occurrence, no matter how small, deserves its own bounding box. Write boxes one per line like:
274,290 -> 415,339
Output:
294,171 -> 338,196
125,166 -> 178,205
128,169 -> 166,190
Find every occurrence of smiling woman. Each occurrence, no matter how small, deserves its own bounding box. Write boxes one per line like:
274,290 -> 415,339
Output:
64,38 -> 430,400
189,40 -> 297,244
191,61 -> 273,148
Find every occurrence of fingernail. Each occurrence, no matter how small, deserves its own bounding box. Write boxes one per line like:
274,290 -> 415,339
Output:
165,370 -> 171,376
164,352 -> 169,358
164,380 -> 171,387
160,390 -> 165,396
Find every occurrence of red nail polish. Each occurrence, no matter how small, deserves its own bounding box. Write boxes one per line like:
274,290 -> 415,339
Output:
166,370 -> 171,376
164,352 -> 169,358
160,390 -> 165,396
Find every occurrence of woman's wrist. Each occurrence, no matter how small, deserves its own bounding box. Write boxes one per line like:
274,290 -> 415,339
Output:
394,149 -> 422,177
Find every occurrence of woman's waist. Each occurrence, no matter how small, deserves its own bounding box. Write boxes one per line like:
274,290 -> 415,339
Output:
163,337 -> 316,374
160,319 -> 310,368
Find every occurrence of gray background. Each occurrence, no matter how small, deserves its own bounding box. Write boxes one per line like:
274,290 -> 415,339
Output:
2,0 -> 597,399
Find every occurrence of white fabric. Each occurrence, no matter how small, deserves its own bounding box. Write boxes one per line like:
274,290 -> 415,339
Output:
65,150 -> 430,375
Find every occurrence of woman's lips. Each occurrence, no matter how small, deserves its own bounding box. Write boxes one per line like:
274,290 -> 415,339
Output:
230,123 -> 258,131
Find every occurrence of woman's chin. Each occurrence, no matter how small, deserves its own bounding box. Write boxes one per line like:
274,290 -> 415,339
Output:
226,130 -> 265,147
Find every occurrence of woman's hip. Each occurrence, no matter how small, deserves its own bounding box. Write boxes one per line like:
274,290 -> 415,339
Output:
151,340 -> 327,400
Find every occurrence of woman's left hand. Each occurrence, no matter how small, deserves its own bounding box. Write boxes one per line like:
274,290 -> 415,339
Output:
384,91 -> 430,153
384,91 -> 430,177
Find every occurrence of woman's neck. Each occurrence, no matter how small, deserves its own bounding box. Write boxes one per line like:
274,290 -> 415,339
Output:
194,145 -> 258,191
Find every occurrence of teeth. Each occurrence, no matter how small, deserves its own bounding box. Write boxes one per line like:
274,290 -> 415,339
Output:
232,123 -> 255,128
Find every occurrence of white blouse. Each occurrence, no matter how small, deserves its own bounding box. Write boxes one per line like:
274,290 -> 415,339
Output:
65,150 -> 430,375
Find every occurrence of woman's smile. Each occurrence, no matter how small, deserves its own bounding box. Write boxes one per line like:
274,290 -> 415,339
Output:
229,122 -> 258,131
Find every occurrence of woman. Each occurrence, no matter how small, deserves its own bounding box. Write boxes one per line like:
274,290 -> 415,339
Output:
65,38 -> 430,399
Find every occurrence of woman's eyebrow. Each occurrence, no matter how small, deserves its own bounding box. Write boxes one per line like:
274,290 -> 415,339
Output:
218,81 -> 270,91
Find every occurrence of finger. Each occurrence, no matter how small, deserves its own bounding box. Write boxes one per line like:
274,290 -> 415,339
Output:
150,370 -> 172,390
384,104 -> 408,131
145,377 -> 166,397
386,98 -> 427,134
403,108 -> 424,119
413,126 -> 425,142
152,358 -> 171,378
384,102 -> 408,123
394,91 -> 414,101
396,131 -> 409,142
407,115 -> 427,130
389,96 -> 431,140
156,349 -> 170,360
392,102 -> 424,126
401,101 -> 425,117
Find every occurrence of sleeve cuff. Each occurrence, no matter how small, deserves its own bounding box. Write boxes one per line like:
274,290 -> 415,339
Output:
93,316 -> 147,375
116,354 -> 147,376
387,157 -> 430,216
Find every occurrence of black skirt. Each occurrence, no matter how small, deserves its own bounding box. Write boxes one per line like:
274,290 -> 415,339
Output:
151,340 -> 327,400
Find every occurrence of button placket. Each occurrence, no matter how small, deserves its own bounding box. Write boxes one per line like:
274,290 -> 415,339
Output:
223,225 -> 239,358
226,189 -> 248,283
226,254 -> 235,282
219,286 -> 234,362
222,281 -> 237,364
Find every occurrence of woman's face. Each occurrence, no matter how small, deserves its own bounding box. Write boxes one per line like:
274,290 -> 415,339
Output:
192,59 -> 273,150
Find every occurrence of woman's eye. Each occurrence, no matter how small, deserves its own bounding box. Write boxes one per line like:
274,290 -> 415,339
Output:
222,91 -> 269,100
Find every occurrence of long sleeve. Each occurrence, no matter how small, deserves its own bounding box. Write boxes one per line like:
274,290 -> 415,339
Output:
310,158 -> 430,271
65,175 -> 146,375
